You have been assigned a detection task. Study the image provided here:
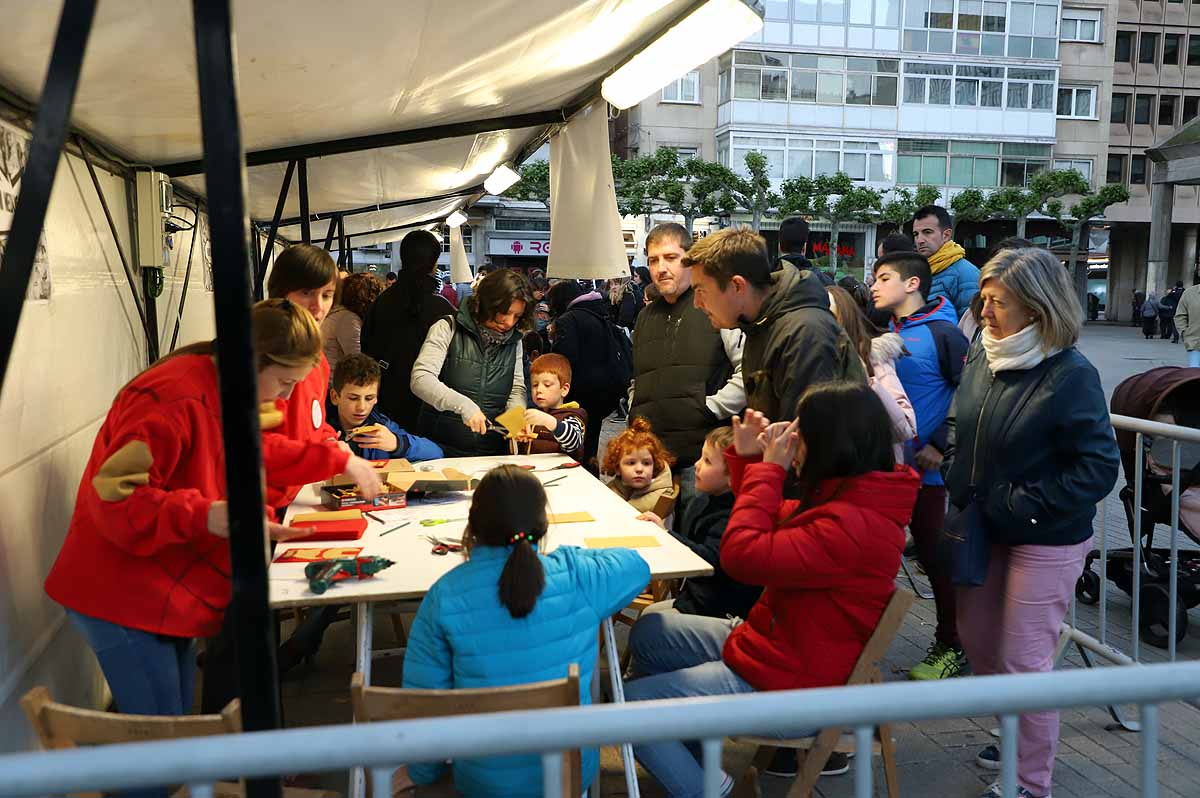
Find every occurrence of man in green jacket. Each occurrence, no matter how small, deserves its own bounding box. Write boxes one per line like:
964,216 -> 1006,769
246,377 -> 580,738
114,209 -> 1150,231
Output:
1174,280 -> 1200,367
684,227 -> 865,421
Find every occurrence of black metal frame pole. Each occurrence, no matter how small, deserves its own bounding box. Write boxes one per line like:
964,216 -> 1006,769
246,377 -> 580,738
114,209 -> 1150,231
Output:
297,158 -> 310,245
257,159 -> 295,295
191,6 -> 282,798
323,215 -> 337,251
0,0 -> 96,393
342,214 -> 449,242
337,215 -> 347,266
271,185 -> 483,229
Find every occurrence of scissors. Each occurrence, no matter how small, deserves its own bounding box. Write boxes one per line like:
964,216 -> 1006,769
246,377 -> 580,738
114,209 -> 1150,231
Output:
420,517 -> 467,527
422,535 -> 463,555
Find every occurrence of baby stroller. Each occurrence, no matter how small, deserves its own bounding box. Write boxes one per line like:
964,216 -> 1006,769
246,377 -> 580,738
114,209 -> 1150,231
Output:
1075,367 -> 1200,648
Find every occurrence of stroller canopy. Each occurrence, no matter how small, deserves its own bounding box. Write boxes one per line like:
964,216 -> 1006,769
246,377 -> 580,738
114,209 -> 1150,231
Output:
1111,366 -> 1200,483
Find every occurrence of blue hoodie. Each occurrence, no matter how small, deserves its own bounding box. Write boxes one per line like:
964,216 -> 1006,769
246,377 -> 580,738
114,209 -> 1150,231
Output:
325,403 -> 444,462
890,297 -> 968,486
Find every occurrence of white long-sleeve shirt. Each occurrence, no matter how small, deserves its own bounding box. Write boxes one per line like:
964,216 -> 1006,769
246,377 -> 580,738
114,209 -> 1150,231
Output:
410,318 -> 525,422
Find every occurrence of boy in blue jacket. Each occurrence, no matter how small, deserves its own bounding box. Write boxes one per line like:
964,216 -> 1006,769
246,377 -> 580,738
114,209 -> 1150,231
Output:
872,251 -> 969,681
328,353 -> 443,461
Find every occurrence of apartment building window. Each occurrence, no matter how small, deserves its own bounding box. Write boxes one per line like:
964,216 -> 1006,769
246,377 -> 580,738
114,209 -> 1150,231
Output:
494,218 -> 550,232
1130,155 -> 1148,185
1115,30 -> 1133,63
439,225 -> 473,253
1163,34 -> 1182,66
728,51 -> 899,106
662,71 -> 700,103
1111,92 -> 1130,123
1060,9 -> 1101,43
1057,86 -> 1096,118
897,140 -> 1047,187
1140,33 -> 1159,64
1053,158 -> 1093,182
1159,95 -> 1178,126
1135,94 -> 1153,124
764,0 -> 791,16
903,0 -> 1055,58
732,136 -> 786,178
783,138 -> 892,181
1190,35 -> 1200,66
668,146 -> 700,161
903,62 -> 953,104
1185,97 -> 1199,124
1106,154 -> 1126,183
1006,68 -> 1056,110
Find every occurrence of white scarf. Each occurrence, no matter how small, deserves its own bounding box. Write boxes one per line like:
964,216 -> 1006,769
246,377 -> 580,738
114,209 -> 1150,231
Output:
981,323 -> 1060,374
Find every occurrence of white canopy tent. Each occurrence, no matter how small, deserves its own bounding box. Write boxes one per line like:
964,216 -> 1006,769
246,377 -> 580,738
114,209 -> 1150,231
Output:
0,0 -> 717,251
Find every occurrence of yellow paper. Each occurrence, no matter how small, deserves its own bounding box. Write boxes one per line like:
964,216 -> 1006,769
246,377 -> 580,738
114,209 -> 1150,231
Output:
494,406 -> 528,437
292,509 -> 363,523
585,536 -> 661,549
548,512 -> 594,524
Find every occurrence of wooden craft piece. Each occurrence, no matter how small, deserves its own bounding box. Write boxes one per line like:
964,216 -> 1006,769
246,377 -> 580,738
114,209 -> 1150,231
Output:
584,536 -> 661,549
347,423 -> 383,438
275,546 -> 363,563
326,458 -> 413,485
547,512 -> 594,524
388,467 -> 476,493
292,509 -> 363,523
494,406 -> 528,438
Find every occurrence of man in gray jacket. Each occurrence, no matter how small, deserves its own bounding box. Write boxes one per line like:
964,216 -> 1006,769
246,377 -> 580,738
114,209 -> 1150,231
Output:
685,227 -> 865,421
1175,280 -> 1200,367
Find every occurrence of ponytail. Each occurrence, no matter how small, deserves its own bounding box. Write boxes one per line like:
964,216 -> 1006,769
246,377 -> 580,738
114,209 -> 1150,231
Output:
463,465 -> 549,619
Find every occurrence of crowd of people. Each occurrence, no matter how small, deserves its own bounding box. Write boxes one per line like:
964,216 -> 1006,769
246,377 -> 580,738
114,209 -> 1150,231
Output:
43,203 -> 1125,798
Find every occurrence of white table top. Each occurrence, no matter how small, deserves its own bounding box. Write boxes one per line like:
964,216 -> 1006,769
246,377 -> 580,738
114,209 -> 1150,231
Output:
270,453 -> 713,608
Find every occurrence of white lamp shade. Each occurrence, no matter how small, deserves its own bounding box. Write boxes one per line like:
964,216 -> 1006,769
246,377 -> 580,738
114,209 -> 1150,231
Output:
484,163 -> 520,195
600,0 -> 763,110
446,209 -> 468,227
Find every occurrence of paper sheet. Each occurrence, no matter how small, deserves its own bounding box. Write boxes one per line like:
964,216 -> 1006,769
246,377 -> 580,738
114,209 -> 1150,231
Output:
584,536 -> 661,549
548,511 -> 593,524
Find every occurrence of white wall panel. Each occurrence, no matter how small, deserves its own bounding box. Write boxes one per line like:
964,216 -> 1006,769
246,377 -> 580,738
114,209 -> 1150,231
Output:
155,211 -> 216,353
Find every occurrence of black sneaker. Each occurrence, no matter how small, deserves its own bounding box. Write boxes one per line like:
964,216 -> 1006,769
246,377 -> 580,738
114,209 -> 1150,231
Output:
762,750 -> 850,778
976,745 -> 1001,770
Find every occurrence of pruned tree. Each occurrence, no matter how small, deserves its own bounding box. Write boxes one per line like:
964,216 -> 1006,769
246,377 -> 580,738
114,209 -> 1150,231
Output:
1045,180 -> 1131,319
878,185 -> 941,228
779,172 -> 881,273
725,150 -> 779,232
610,148 -> 741,234
504,160 -> 550,206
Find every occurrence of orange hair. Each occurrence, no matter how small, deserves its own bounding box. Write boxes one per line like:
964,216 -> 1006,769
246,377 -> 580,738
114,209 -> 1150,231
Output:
603,417 -> 676,476
530,353 -> 572,386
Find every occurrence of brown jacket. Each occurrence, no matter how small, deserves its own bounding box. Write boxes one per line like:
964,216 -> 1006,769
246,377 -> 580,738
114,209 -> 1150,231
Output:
608,467 -> 679,519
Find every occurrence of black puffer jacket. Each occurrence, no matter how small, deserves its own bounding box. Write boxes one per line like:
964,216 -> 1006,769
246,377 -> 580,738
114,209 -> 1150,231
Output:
946,346 -> 1119,546
671,492 -> 762,620
552,296 -> 628,406
738,263 -> 865,420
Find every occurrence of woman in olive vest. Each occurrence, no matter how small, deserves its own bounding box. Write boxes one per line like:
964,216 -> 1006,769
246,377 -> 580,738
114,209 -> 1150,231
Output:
411,268 -> 533,456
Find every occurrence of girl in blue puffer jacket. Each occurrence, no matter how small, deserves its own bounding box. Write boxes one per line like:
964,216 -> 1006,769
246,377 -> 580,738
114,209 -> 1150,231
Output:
395,464 -> 650,797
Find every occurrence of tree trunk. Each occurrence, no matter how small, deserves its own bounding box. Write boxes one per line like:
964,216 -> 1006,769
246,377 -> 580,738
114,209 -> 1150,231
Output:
751,206 -> 762,232
683,212 -> 695,237
1016,215 -> 1027,238
1069,221 -> 1089,323
829,222 -> 840,274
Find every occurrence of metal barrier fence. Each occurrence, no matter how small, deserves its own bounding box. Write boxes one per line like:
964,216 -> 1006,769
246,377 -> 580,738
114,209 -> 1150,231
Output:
1059,414 -> 1200,729
2,662 -> 1199,798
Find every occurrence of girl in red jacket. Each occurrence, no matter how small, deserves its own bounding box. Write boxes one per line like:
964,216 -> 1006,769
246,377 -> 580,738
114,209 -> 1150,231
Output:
45,300 -> 380,725
625,381 -> 919,798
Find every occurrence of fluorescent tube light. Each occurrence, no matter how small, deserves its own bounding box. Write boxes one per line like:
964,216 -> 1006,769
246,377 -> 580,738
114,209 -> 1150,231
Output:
446,209 -> 468,228
484,163 -> 521,195
600,0 -> 763,110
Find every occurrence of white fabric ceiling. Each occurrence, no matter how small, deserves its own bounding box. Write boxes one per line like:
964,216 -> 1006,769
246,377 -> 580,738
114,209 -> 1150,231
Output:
0,0 -> 696,236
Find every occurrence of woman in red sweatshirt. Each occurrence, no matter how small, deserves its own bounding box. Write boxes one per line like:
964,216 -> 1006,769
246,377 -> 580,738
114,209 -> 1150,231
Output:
45,300 -> 380,724
625,382 -> 920,798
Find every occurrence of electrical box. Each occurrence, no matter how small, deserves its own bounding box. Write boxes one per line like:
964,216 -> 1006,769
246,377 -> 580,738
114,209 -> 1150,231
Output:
135,170 -> 173,269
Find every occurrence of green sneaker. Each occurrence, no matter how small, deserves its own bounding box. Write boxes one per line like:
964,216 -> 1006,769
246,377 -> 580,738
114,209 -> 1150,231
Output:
908,643 -> 969,680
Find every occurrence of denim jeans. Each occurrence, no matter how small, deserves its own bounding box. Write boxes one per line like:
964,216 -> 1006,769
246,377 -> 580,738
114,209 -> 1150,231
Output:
1189,349 -> 1200,368
624,612 -> 755,798
68,611 -> 196,798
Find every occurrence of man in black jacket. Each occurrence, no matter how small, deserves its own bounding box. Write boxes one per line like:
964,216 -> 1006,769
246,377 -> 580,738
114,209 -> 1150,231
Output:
776,215 -> 832,286
360,230 -> 453,430
685,226 -> 864,421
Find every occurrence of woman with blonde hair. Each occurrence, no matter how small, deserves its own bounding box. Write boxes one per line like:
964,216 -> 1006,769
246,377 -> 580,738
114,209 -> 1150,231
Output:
946,248 -> 1119,798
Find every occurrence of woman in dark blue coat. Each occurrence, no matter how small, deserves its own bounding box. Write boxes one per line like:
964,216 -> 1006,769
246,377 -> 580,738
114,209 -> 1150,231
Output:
947,248 -> 1119,798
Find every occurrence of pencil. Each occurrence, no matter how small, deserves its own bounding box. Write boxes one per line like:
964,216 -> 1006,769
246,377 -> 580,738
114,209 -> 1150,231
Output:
363,510 -> 384,523
380,521 -> 410,536
543,474 -> 567,487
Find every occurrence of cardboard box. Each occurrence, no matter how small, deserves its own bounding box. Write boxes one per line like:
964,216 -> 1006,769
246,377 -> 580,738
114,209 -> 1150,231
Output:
320,484 -> 408,510
388,467 -> 477,493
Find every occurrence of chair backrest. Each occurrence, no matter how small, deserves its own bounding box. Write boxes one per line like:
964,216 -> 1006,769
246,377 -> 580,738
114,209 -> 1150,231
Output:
844,588 -> 915,685
351,665 -> 581,798
20,686 -> 242,749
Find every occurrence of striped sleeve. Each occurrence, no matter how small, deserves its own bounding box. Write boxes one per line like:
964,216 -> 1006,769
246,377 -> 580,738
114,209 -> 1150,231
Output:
552,415 -> 584,453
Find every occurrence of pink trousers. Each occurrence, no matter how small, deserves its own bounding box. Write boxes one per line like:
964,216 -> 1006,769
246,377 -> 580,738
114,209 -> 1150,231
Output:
957,538 -> 1091,796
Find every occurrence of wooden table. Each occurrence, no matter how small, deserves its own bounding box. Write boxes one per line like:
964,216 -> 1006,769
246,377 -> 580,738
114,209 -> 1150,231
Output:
272,453 -> 712,798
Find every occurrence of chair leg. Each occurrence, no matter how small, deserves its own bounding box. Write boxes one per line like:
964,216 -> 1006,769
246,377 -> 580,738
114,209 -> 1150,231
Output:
878,723 -> 900,798
787,729 -> 842,798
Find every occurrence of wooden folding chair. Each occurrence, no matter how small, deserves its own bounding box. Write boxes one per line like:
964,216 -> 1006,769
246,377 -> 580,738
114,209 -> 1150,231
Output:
351,664 -> 582,798
737,589 -> 914,798
20,687 -> 337,798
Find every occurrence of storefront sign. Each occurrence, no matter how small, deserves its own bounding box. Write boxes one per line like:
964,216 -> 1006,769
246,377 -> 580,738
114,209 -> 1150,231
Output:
488,237 -> 550,256
810,240 -> 856,259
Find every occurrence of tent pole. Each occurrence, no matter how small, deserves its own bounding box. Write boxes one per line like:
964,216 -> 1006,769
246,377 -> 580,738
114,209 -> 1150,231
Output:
272,185 -> 483,229
323,215 -> 338,251
297,158 -> 311,245
190,7 -> 283,798
337,215 -> 347,266
258,158 -> 295,295
0,0 -> 96,394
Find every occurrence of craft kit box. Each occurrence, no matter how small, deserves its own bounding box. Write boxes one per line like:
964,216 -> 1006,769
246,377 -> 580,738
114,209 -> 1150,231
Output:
319,484 -> 409,510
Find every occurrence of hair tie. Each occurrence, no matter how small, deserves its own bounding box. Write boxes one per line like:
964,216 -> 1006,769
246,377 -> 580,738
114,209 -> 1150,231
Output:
508,531 -> 531,545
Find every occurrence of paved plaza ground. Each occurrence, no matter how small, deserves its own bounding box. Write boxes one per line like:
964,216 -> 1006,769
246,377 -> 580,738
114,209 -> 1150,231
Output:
279,322 -> 1200,798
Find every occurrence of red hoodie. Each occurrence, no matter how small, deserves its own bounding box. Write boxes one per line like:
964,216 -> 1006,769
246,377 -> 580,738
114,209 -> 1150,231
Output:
261,352 -> 348,510
719,448 -> 919,691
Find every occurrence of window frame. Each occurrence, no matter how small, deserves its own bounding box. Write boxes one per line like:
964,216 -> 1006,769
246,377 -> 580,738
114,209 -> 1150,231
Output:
1189,35 -> 1200,67
1163,33 -> 1182,66
1111,92 -> 1130,123
439,224 -> 473,253
1060,8 -> 1101,43
1139,32 -> 1159,65
1135,94 -> 1154,125
1115,30 -> 1134,63
1130,154 -> 1148,186
661,70 -> 701,104
1056,85 -> 1097,119
1158,95 -> 1178,127
1053,158 -> 1093,183
1106,154 -> 1126,184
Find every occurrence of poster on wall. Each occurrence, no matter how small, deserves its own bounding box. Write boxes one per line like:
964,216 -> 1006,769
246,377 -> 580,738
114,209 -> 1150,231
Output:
0,118 -> 52,302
